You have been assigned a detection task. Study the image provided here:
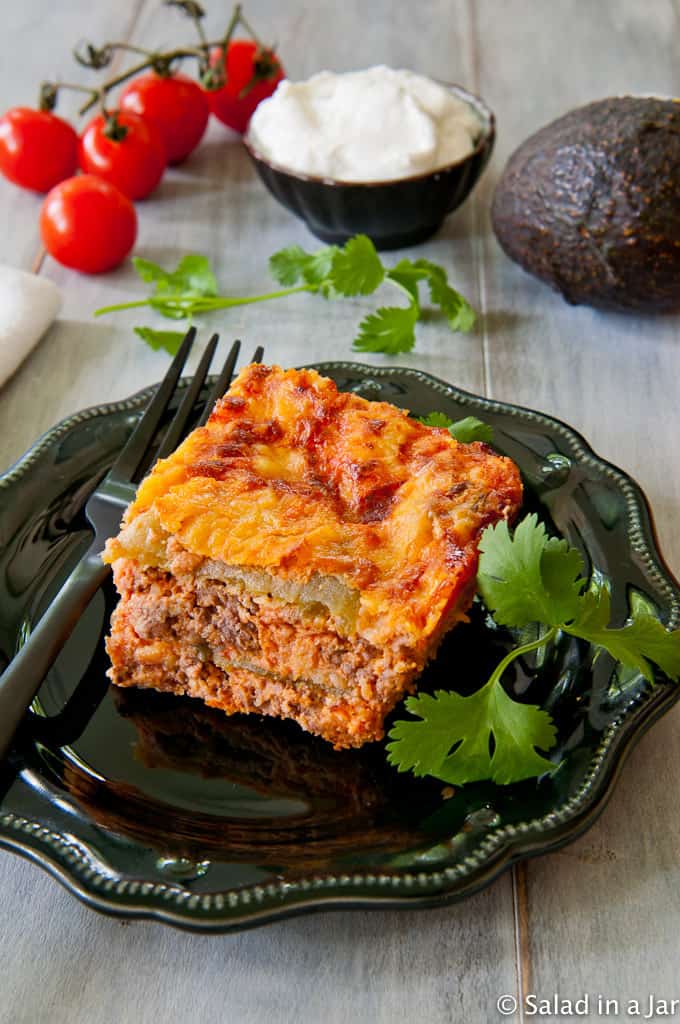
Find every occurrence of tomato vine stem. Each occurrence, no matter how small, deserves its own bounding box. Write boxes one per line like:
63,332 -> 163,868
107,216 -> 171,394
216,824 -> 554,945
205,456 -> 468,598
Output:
41,3 -> 267,119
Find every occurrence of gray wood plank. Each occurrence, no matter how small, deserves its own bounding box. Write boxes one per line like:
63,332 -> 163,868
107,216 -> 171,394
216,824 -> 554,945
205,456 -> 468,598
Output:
475,0 -> 680,1007
0,0 -> 144,270
0,3 -> 519,1023
0,865 -> 516,1024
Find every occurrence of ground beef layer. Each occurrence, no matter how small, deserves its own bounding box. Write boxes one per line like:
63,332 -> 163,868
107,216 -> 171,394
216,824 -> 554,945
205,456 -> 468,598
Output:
106,558 -> 473,748
107,616 -> 400,749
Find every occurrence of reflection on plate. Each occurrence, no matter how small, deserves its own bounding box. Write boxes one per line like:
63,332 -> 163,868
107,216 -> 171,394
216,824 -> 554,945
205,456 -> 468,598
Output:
66,685 -> 433,869
0,363 -> 678,933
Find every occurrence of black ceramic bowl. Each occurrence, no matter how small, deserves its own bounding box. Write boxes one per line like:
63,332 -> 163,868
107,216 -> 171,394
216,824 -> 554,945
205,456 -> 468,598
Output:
244,83 -> 495,250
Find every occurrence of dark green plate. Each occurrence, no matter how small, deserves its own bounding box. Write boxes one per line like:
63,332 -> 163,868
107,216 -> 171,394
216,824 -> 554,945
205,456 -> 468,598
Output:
0,363 -> 678,933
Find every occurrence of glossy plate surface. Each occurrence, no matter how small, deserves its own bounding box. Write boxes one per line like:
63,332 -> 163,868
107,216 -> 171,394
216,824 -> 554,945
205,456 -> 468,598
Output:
0,363 -> 678,933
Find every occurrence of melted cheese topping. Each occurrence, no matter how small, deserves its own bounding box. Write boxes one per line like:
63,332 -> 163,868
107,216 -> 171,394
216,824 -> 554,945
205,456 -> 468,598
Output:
105,365 -> 522,647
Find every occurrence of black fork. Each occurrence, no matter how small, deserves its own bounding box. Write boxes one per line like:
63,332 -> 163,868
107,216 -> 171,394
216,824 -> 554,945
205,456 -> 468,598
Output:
0,331 -> 263,759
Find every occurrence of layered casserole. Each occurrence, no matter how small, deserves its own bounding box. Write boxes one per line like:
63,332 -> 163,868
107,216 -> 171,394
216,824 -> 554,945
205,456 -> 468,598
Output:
104,364 -> 522,748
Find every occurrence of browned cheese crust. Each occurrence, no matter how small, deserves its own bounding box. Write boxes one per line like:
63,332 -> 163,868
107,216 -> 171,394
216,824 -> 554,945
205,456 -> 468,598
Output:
104,365 -> 523,747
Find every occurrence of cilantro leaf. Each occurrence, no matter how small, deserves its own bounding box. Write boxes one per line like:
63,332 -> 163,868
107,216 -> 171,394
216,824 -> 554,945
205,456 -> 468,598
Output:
269,244 -> 338,287
353,304 -> 419,354
477,515 -> 585,628
387,686 -> 557,786
390,512 -> 680,790
412,258 -> 477,332
419,411 -> 455,428
449,416 -> 494,443
132,254 -> 218,319
269,245 -> 308,286
330,234 -> 384,296
570,579 -> 680,683
132,257 -> 172,285
478,514 -> 680,683
133,254 -> 217,298
419,411 -> 494,444
442,293 -> 476,333
385,258 -> 476,331
166,254 -> 218,297
134,327 -> 187,356
101,238 -> 477,354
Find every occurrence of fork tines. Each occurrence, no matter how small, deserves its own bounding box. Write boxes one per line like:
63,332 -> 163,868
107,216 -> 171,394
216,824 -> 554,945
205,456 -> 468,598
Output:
109,330 -> 263,486
196,337 -> 241,428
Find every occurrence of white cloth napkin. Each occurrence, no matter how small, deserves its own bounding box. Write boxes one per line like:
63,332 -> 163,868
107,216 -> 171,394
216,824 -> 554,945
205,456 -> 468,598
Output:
0,265 -> 62,389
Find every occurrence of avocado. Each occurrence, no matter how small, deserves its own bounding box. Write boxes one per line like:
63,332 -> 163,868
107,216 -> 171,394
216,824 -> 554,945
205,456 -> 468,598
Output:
491,97 -> 680,312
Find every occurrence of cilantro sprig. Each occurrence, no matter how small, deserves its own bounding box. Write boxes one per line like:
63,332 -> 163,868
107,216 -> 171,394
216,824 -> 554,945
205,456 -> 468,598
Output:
94,235 -> 476,356
419,410 -> 494,444
387,514 -> 680,787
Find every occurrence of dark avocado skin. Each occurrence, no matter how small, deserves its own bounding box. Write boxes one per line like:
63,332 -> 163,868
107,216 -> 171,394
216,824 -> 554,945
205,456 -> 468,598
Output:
491,97 -> 680,312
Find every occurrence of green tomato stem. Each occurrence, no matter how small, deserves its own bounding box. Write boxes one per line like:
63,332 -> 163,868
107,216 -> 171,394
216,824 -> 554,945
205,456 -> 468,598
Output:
76,43 -> 225,116
105,42 -> 157,60
222,4 -> 243,49
69,3 -> 269,115
236,6 -> 266,48
77,58 -> 151,116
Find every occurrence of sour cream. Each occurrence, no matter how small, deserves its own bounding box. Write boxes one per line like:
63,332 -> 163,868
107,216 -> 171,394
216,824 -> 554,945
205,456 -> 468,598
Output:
246,65 -> 481,183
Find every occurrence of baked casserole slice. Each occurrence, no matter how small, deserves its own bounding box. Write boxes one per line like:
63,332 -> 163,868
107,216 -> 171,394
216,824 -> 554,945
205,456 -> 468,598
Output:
104,364 -> 522,748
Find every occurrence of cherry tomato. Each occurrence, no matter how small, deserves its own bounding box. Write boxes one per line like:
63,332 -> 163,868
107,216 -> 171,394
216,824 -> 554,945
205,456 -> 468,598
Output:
79,110 -> 166,200
207,41 -> 284,134
40,175 -> 137,274
0,107 -> 78,193
119,73 -> 209,164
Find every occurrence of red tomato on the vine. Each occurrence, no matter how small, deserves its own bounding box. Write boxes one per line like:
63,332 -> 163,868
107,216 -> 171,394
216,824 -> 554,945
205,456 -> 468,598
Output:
40,175 -> 137,274
0,108 -> 78,193
207,40 -> 284,134
119,73 -> 209,165
79,111 -> 166,200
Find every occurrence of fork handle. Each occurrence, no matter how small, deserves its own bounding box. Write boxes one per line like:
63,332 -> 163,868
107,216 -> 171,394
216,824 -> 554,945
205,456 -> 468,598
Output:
0,546 -> 110,759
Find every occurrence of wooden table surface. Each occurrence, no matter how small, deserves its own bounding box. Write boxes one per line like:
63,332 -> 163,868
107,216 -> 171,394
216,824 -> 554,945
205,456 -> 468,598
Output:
1,2 -> 679,1021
